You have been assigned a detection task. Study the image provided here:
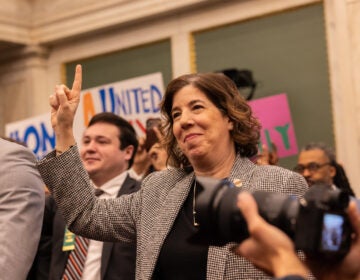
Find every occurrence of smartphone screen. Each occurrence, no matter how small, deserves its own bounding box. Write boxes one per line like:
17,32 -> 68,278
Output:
320,213 -> 344,252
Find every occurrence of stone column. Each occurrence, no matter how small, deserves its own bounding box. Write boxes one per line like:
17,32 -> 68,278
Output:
0,44 -> 49,134
324,0 -> 360,194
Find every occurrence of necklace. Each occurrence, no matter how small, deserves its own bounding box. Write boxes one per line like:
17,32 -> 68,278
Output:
192,181 -> 199,227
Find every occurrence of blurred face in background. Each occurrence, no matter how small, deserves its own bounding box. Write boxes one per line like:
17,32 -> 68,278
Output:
148,142 -> 167,171
296,148 -> 336,187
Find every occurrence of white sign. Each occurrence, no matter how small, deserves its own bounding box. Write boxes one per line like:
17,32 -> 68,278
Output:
6,72 -> 164,159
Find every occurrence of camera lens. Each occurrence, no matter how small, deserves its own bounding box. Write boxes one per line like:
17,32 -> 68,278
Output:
194,177 -> 298,245
192,177 -> 353,258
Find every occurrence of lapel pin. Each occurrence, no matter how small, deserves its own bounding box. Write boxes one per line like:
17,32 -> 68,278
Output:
233,178 -> 243,188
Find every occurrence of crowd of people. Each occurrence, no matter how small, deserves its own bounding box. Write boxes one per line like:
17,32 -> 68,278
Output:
1,64 -> 359,280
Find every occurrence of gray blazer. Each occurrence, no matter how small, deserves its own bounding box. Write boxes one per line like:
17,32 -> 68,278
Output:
0,138 -> 45,280
38,146 -> 308,280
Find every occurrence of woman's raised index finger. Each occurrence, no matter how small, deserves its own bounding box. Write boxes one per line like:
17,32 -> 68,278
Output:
71,64 -> 82,93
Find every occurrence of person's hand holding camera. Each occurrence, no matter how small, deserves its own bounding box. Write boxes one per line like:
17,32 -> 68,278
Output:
306,199 -> 360,280
233,191 -> 360,280
233,192 -> 309,279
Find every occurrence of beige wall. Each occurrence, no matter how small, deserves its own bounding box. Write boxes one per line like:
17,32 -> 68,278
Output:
0,0 -> 359,193
323,0 -> 360,194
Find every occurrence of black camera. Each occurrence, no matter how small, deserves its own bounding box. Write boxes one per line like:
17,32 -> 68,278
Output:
191,177 -> 353,259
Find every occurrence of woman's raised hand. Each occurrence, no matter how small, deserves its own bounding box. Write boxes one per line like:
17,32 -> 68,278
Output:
49,64 -> 82,151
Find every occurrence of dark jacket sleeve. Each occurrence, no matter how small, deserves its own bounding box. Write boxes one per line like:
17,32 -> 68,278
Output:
27,194 -> 55,280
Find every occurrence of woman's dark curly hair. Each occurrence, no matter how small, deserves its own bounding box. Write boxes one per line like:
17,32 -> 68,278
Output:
160,72 -> 261,168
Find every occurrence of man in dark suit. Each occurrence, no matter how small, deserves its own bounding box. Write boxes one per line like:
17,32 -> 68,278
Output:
30,112 -> 140,280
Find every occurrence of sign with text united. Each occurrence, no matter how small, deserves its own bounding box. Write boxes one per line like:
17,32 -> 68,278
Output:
5,72 -> 164,159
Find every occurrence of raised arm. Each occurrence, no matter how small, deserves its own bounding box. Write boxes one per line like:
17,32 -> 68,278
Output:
49,64 -> 82,153
38,65 -> 138,244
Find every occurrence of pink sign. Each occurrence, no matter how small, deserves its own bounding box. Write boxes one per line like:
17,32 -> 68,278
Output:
248,93 -> 298,158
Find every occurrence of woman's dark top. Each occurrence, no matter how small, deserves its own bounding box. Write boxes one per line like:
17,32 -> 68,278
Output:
153,182 -> 209,279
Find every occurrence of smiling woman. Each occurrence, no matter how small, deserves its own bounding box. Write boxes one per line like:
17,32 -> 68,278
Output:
38,66 -> 309,280
160,73 -> 260,174
169,85 -> 235,176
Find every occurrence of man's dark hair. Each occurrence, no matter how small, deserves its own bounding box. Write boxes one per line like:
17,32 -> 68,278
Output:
333,162 -> 355,196
301,142 -> 336,164
88,112 -> 138,168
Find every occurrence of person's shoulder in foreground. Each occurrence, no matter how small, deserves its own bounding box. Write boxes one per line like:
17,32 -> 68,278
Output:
246,159 -> 309,198
0,137 -> 45,279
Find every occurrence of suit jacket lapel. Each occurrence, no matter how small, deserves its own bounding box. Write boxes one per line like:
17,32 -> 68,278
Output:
207,155 -> 256,279
229,155 -> 256,190
118,174 -> 139,196
101,175 -> 139,279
